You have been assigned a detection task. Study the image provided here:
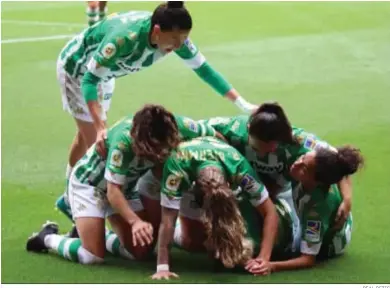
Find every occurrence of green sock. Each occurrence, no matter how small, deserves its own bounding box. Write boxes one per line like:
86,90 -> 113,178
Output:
45,235 -> 82,262
105,230 -> 134,260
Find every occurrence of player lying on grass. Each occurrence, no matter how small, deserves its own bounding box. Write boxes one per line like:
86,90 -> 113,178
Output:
266,145 -> 364,272
150,137 -> 278,280
57,1 -> 257,216
26,105 -> 195,264
86,1 -> 108,26
200,102 -> 354,248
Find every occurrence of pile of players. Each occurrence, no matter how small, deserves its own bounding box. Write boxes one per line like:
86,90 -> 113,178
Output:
26,1 -> 364,280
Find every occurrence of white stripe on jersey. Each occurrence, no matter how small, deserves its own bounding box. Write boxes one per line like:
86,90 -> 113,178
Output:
182,52 -> 206,70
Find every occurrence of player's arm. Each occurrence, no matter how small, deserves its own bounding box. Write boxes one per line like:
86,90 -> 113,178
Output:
335,176 -> 352,229
104,135 -> 153,245
175,39 -> 256,114
288,129 -> 352,228
82,33 -> 129,132
239,162 -> 278,271
270,204 -> 330,272
154,158 -> 187,278
175,116 -> 217,140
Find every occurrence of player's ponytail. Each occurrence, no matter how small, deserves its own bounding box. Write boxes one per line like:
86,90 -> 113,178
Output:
152,1 -> 192,31
131,104 -> 180,163
314,145 -> 364,185
248,102 -> 296,144
196,167 -> 253,268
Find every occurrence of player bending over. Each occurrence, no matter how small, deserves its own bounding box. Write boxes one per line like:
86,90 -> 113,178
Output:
151,137 -> 278,280
26,105 -> 181,264
267,145 -> 364,271
56,1 -> 257,220
200,102 -> 355,250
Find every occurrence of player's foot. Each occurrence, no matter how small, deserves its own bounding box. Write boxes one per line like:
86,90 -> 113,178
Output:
26,221 -> 59,253
55,194 -> 73,221
65,224 -> 79,238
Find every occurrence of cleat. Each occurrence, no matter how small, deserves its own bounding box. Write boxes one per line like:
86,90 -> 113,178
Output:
65,225 -> 79,238
26,222 -> 59,253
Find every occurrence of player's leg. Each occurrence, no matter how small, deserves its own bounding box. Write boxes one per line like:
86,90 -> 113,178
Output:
27,178 -> 108,264
106,199 -> 153,260
174,192 -> 207,252
99,1 -> 108,21
86,1 -> 99,26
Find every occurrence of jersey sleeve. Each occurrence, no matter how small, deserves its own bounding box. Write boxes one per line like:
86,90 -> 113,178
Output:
104,131 -> 133,185
175,38 -> 232,96
176,116 -> 216,140
174,38 -> 206,70
205,116 -> 249,154
160,156 -> 190,210
238,160 -> 269,207
287,128 -> 336,167
300,199 -> 332,256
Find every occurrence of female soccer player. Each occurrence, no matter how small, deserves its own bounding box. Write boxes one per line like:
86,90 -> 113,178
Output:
150,137 -> 278,280
265,145 -> 364,272
57,1 -> 256,205
26,105 -> 197,264
199,103 -> 354,246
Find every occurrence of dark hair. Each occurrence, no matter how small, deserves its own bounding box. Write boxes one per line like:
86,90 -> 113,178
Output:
131,104 -> 180,163
151,1 -> 192,32
248,102 -> 295,144
314,145 -> 364,185
196,167 -> 252,268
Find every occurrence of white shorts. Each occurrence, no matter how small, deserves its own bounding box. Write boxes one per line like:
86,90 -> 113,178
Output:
68,174 -> 144,220
277,188 -> 301,253
56,59 -> 115,122
137,170 -> 161,201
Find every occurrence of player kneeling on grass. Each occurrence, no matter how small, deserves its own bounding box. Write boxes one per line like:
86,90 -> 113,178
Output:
151,137 -> 279,280
26,105 -> 181,265
266,146 -> 364,272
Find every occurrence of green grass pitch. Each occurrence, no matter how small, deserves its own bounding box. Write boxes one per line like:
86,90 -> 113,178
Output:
2,1 -> 390,284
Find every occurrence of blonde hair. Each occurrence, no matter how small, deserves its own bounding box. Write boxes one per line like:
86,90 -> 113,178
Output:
197,167 -> 253,268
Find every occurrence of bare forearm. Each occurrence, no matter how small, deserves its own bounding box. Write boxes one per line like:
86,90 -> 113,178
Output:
271,255 -> 316,272
338,176 -> 352,204
107,185 -> 140,224
258,209 -> 278,261
87,101 -> 105,131
157,223 -> 174,265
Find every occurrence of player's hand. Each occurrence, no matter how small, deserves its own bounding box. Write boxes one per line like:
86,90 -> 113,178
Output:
96,128 -> 108,158
151,271 -> 179,280
245,258 -> 272,276
334,200 -> 351,230
131,220 -> 153,247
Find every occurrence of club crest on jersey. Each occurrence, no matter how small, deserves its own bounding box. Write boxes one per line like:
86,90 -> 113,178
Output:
166,174 -> 182,192
184,38 -> 197,54
240,174 -> 260,194
305,220 -> 321,242
110,149 -> 123,167
304,137 -> 317,150
102,43 -> 116,59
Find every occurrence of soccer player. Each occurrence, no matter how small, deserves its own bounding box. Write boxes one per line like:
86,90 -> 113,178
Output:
56,1 -> 257,217
266,145 -> 364,272
150,137 -> 278,280
86,1 -> 108,26
26,105 -> 202,264
174,197 -> 297,276
199,103 -> 354,248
